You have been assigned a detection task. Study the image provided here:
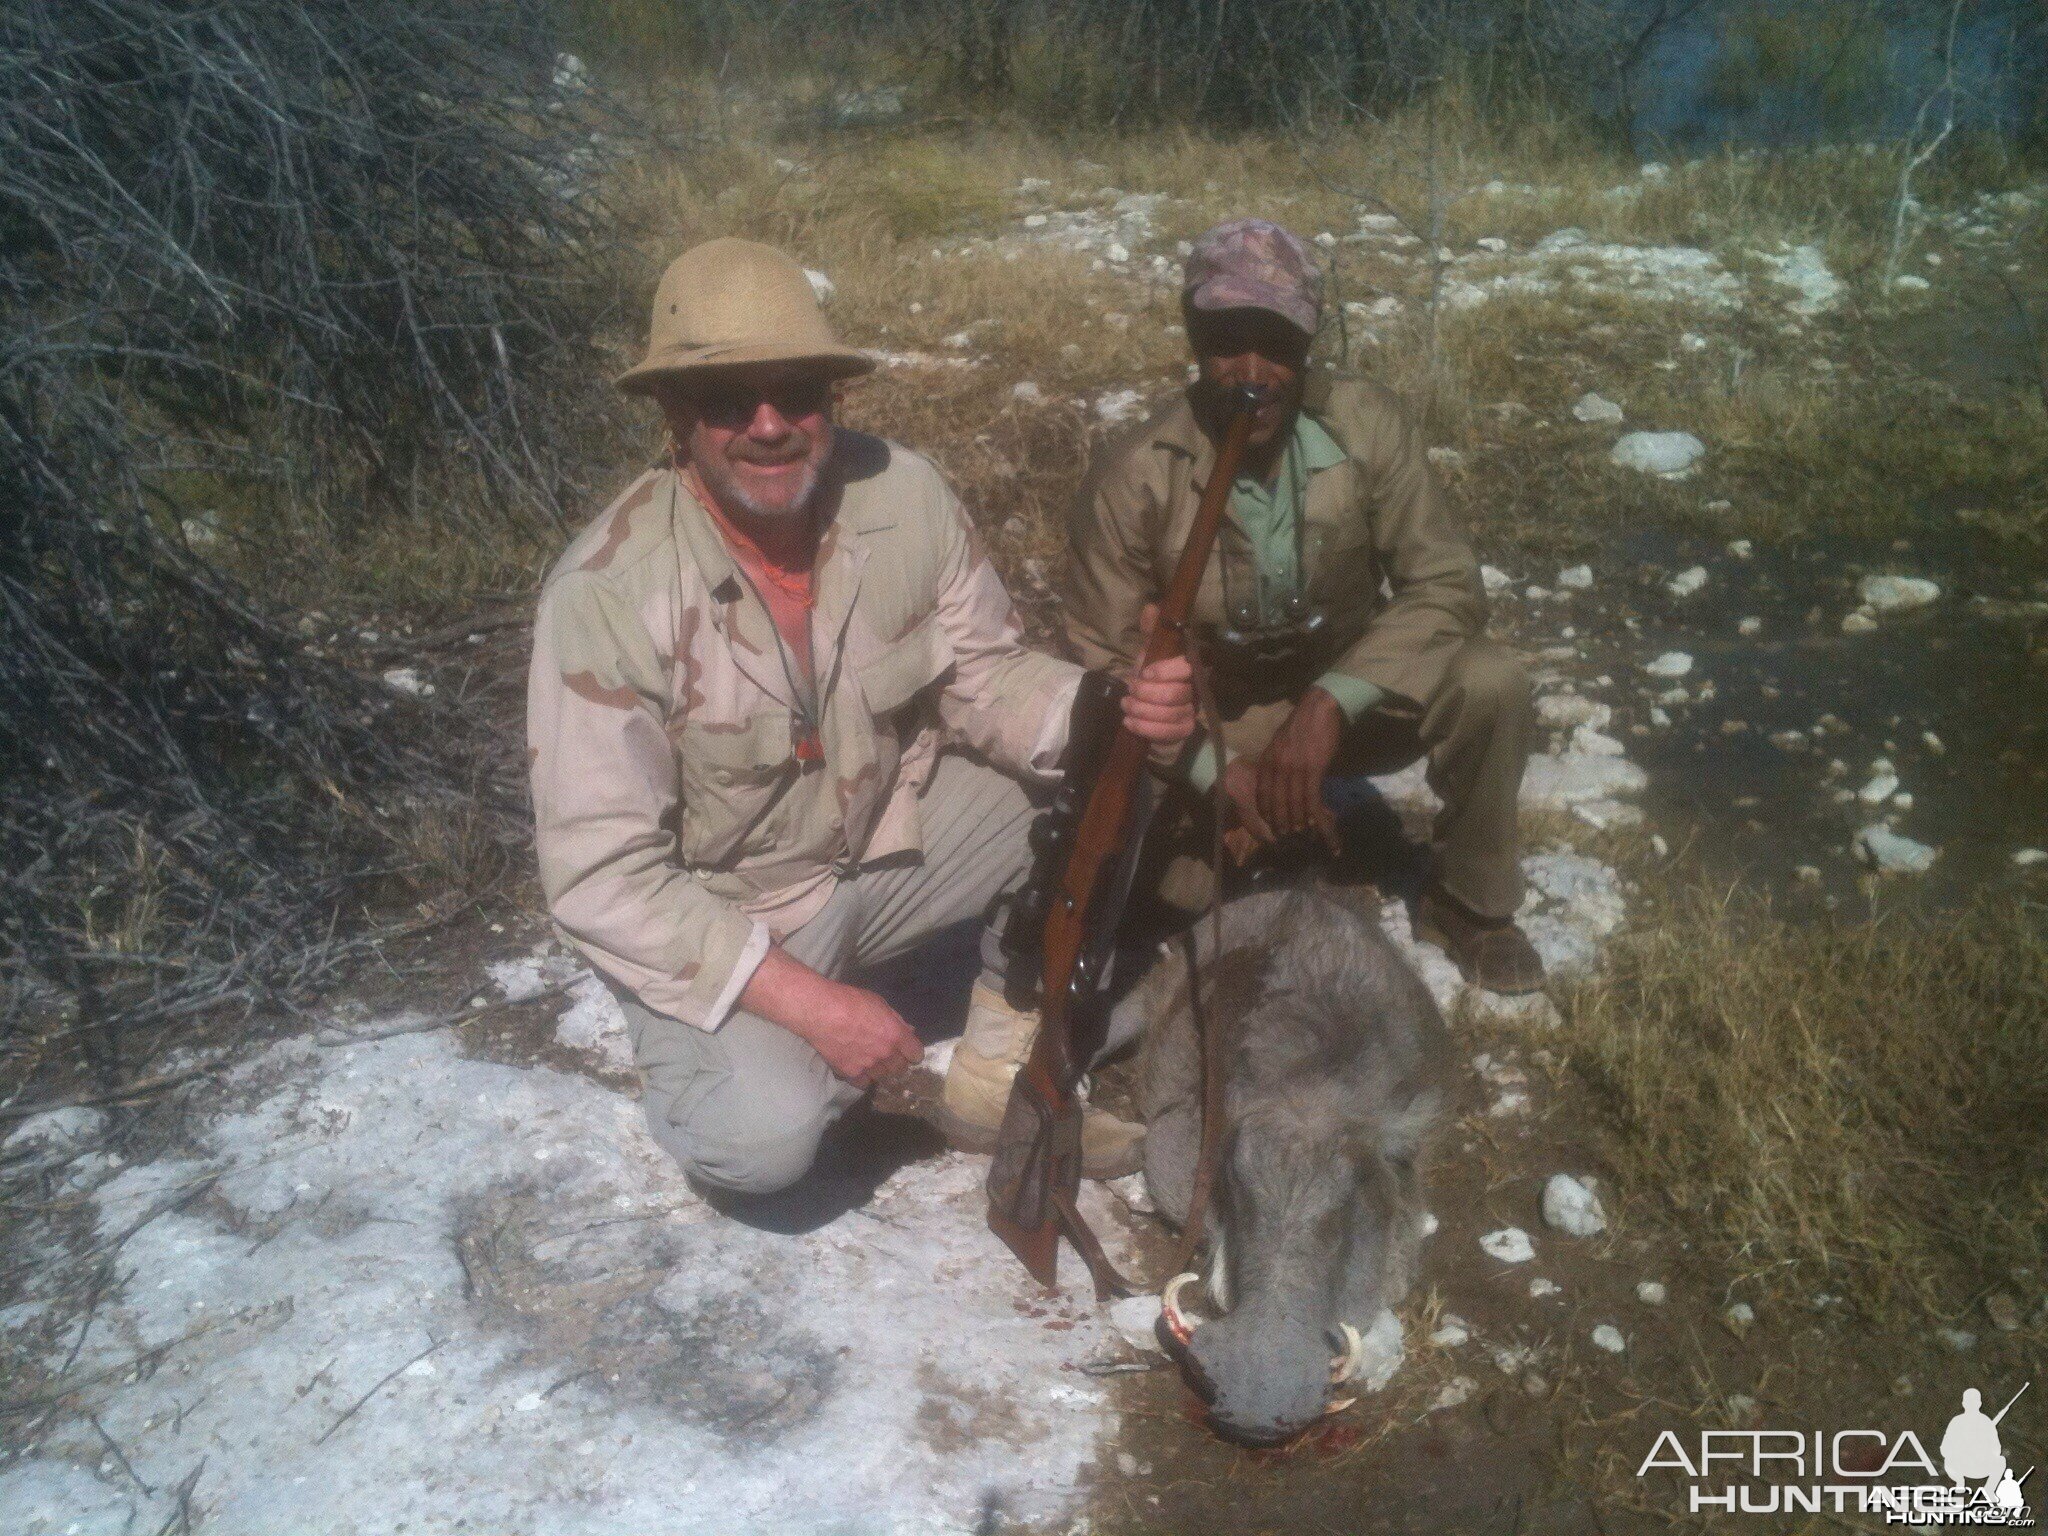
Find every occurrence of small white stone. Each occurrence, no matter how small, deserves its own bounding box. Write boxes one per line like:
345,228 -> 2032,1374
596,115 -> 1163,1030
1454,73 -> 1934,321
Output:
381,666 -> 432,698
1853,824 -> 1939,875
1636,1281 -> 1667,1306
1922,731 -> 1945,754
1571,393 -> 1625,425
1858,574 -> 1940,613
1610,431 -> 1705,479
515,1391 -> 546,1412
1857,767 -> 1900,804
1738,616 -> 1763,636
1938,1327 -> 1977,1353
1430,1376 -> 1478,1411
1422,1211 -> 1441,1236
1724,1301 -> 1756,1334
1570,724 -> 1626,758
1541,1174 -> 1608,1238
1842,608 -> 1880,634
1727,538 -> 1752,558
1481,564 -> 1515,593
1590,1324 -> 1626,1354
1642,651 -> 1693,679
1010,380 -> 1044,405
1106,242 -> 1130,264
1480,1227 -> 1536,1264
1536,693 -> 1608,730
2014,848 -> 2048,867
1666,565 -> 1708,599
1109,1294 -> 1166,1353
1557,564 -> 1594,590
1430,1317 -> 1470,1348
1529,1277 -> 1561,1298
1892,273 -> 1931,291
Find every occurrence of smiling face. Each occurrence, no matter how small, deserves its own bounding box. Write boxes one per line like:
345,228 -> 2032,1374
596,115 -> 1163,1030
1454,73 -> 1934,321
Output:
1186,305 -> 1312,449
659,365 -> 837,522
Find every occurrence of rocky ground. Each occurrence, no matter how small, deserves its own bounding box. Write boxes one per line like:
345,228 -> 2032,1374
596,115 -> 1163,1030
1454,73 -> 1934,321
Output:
4,159 -> 2043,1533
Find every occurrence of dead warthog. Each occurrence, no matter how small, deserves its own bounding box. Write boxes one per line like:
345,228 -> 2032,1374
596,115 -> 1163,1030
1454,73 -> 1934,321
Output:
1115,886 -> 1449,1444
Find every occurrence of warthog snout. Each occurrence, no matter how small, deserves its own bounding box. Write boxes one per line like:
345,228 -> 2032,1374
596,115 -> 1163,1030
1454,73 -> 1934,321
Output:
1123,888 -> 1449,1442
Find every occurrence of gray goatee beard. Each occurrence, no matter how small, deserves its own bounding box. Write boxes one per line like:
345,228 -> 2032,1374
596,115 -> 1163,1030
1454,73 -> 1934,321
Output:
699,432 -> 831,522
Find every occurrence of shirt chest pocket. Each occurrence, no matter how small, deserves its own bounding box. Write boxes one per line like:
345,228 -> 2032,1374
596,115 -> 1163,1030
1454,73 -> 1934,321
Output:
674,712 -> 795,866
1307,521 -> 1379,607
855,615 -> 954,723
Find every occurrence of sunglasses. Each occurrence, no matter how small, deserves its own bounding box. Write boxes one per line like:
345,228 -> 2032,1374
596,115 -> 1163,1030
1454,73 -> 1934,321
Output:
689,377 -> 833,430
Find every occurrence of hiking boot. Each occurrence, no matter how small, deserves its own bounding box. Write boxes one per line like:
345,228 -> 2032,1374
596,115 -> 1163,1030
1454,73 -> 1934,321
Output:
1414,888 -> 1547,996
937,984 -> 1145,1180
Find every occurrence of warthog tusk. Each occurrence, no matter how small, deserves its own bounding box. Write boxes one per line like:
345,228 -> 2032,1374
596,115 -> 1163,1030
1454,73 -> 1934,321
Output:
1324,1397 -> 1357,1416
1161,1271 -> 1205,1347
1328,1322 -> 1364,1384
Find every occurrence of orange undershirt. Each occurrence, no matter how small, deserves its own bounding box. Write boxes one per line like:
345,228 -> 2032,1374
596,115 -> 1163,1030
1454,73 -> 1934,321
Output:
685,463 -> 823,759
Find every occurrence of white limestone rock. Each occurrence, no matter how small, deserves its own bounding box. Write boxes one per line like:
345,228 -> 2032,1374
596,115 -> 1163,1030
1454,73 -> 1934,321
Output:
1853,824 -> 1938,874
1109,1294 -> 1166,1354
1642,651 -> 1693,679
1666,565 -> 1708,599
1536,693 -> 1609,731
1610,431 -> 1704,479
1480,1227 -> 1536,1264
1571,392 -> 1625,425
1541,1173 -> 1609,1238
1857,574 -> 1940,614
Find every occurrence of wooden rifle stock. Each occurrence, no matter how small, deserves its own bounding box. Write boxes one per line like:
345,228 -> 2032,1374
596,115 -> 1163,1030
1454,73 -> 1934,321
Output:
986,385 -> 1263,1295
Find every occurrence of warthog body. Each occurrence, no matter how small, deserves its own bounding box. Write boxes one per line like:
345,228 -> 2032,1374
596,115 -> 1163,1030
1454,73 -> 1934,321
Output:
1117,886 -> 1450,1443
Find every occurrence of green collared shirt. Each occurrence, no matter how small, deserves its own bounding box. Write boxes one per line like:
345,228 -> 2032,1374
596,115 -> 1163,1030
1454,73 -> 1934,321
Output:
1186,413 -> 1382,790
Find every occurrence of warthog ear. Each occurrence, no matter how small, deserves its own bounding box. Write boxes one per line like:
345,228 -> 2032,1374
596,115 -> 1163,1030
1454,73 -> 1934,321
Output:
1201,944 -> 1273,1028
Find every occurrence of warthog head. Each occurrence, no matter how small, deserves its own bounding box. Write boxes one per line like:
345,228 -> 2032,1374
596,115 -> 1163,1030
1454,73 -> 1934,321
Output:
1121,887 -> 1448,1445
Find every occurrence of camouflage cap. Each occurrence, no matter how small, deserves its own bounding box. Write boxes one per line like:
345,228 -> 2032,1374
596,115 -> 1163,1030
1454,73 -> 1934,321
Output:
1182,218 -> 1323,338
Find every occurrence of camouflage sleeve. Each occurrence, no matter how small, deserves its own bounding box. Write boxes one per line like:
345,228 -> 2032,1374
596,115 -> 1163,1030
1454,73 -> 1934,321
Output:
928,474 -> 1081,779
1325,398 -> 1487,707
527,569 -> 768,1031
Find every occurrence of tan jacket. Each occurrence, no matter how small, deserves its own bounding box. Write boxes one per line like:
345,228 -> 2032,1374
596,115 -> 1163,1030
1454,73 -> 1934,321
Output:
1064,372 -> 1486,710
528,430 -> 1078,1030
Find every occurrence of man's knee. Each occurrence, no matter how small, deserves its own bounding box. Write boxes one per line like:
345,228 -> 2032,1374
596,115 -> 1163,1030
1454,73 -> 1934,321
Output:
1448,638 -> 1532,717
649,1108 -> 832,1196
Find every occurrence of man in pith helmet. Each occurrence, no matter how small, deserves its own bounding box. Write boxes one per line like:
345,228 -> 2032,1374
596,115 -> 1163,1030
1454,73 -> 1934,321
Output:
1064,217 -> 1544,994
528,238 -> 1195,1200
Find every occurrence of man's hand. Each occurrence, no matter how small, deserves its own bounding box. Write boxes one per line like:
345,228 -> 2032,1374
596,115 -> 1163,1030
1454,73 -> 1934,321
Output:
740,947 -> 922,1088
1256,685 -> 1343,851
1219,756 -> 1276,861
802,984 -> 924,1088
1119,604 -> 1197,746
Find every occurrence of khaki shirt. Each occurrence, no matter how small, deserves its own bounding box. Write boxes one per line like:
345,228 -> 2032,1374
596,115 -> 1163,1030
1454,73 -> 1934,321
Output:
1064,371 -> 1486,713
528,430 -> 1078,1031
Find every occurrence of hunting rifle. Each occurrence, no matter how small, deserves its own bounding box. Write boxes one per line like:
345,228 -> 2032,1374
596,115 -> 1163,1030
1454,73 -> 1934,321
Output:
987,383 -> 1262,1299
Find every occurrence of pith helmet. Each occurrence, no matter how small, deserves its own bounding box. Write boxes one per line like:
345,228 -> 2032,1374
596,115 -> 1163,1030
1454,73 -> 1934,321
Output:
615,237 -> 873,395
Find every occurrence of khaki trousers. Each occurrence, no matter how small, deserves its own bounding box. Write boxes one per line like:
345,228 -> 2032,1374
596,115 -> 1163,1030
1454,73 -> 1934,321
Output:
613,752 -> 1035,1195
1162,635 -> 1532,921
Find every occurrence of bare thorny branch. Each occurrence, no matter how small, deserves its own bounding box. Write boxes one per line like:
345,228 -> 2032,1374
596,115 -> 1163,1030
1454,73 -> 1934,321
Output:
0,0 -> 644,1105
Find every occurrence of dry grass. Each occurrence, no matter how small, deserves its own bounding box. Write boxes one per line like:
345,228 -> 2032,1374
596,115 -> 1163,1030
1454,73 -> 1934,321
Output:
578,100 -> 2046,575
1558,882 -> 2048,1327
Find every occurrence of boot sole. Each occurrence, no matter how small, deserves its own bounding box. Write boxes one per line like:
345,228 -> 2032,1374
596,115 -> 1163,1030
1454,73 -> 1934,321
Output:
1414,912 -> 1547,997
934,1106 -> 1145,1182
